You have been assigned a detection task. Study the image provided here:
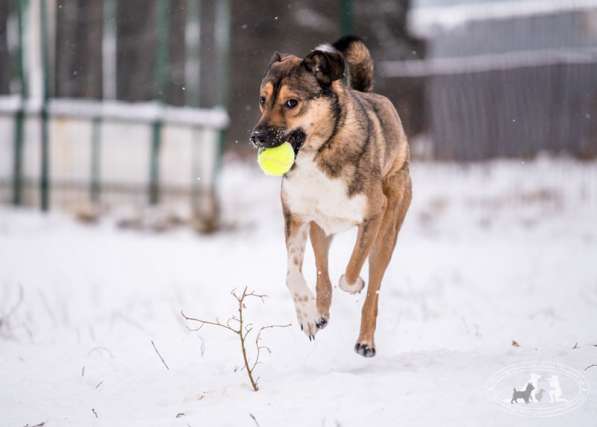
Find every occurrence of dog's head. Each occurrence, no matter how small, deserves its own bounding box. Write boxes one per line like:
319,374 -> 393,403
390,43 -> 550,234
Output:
250,49 -> 345,153
525,383 -> 535,392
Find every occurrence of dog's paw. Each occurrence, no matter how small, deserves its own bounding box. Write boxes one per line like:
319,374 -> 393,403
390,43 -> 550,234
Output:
295,295 -> 328,340
339,274 -> 365,294
354,341 -> 376,358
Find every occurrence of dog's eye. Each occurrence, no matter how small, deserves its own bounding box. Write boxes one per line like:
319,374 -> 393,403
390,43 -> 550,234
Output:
259,96 -> 266,106
285,99 -> 298,109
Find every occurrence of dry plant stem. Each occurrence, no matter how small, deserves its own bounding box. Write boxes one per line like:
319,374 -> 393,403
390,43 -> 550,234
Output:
150,339 -> 170,371
236,290 -> 258,391
181,287 -> 290,391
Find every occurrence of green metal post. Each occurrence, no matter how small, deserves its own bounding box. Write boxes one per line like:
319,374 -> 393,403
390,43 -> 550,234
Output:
90,118 -> 101,202
40,0 -> 51,211
12,0 -> 28,206
149,0 -> 169,205
186,0 -> 201,108
340,0 -> 353,35
214,0 -> 230,171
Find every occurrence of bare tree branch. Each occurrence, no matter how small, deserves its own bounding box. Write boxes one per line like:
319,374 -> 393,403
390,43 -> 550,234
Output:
181,286 -> 290,391
250,323 -> 291,372
249,413 -> 260,427
0,284 -> 24,339
180,310 -> 238,335
151,340 -> 170,371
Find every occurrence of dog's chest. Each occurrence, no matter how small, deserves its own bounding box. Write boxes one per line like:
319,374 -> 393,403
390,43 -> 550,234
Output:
282,153 -> 367,235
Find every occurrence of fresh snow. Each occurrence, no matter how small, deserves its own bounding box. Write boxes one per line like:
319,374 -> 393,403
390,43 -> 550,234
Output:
1,158 -> 596,426
0,96 -> 229,128
410,0 -> 597,36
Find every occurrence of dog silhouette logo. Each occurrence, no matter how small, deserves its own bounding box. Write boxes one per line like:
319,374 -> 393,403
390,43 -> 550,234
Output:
511,383 -> 534,404
547,375 -> 567,403
486,361 -> 589,417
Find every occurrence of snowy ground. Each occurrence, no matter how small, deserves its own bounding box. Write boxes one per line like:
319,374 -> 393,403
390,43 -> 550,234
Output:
1,158 -> 597,426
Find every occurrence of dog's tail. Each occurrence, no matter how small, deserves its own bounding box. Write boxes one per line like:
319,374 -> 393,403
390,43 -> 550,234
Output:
332,35 -> 374,92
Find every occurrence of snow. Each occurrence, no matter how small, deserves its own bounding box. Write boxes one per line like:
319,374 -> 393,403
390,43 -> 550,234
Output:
1,157 -> 597,426
0,96 -> 229,128
410,0 -> 597,36
381,48 -> 597,77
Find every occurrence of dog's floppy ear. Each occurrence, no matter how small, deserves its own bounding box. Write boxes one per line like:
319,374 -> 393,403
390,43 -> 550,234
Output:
302,50 -> 344,86
265,51 -> 288,73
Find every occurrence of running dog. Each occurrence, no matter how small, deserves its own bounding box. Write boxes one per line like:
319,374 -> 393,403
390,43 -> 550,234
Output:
250,36 -> 412,357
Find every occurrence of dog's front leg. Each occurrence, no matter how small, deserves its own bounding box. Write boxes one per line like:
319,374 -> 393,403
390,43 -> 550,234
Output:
285,215 -> 327,339
339,198 -> 386,294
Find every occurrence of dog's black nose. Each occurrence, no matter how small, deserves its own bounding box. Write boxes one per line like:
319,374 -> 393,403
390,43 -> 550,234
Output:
250,129 -> 268,146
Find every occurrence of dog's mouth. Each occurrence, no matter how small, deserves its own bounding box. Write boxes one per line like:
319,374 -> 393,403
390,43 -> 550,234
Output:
251,128 -> 306,156
286,128 -> 306,155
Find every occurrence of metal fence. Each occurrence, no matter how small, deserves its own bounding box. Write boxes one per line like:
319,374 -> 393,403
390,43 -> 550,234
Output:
382,3 -> 597,161
0,0 -> 230,230
383,50 -> 597,160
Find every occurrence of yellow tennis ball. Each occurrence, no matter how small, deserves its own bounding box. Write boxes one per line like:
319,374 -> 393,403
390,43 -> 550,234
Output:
257,142 -> 295,176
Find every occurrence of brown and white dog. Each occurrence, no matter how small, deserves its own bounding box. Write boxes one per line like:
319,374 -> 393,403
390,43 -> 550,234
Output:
250,36 -> 412,357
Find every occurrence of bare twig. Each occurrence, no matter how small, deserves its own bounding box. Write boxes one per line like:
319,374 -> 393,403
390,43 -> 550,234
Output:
151,340 -> 170,371
2,284 -> 23,321
249,413 -> 260,427
0,284 -> 24,338
181,286 -> 290,391
91,408 -> 98,418
585,364 -> 597,372
180,311 -> 237,335
251,323 -> 291,372
87,346 -> 114,358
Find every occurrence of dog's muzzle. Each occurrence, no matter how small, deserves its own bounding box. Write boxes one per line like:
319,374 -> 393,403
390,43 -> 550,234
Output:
249,127 -> 306,155
249,127 -> 283,149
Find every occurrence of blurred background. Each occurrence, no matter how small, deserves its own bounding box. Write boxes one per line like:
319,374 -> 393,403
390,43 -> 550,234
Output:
0,0 -> 596,230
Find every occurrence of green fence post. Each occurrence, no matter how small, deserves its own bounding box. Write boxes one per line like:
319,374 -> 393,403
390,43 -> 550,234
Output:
186,0 -> 201,108
340,0 -> 353,36
214,0 -> 230,172
149,0 -> 169,205
12,0 -> 28,206
90,118 -> 101,203
40,0 -> 51,211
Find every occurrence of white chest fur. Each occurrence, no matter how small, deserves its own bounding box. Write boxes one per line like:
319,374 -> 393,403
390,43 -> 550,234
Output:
282,152 -> 367,236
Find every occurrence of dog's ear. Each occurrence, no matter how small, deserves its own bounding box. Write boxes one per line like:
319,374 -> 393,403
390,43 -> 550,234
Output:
265,51 -> 288,73
302,50 -> 344,86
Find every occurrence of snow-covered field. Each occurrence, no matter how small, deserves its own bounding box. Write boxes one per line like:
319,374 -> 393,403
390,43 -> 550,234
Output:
1,158 -> 596,426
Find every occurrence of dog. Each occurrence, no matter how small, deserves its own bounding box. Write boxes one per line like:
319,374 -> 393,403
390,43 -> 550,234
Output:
511,383 -> 535,404
526,373 -> 541,402
250,36 -> 412,357
548,375 -> 567,403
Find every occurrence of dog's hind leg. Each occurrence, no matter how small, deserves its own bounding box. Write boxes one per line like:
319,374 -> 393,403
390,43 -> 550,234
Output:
355,170 -> 411,357
284,214 -> 327,339
310,222 -> 333,327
